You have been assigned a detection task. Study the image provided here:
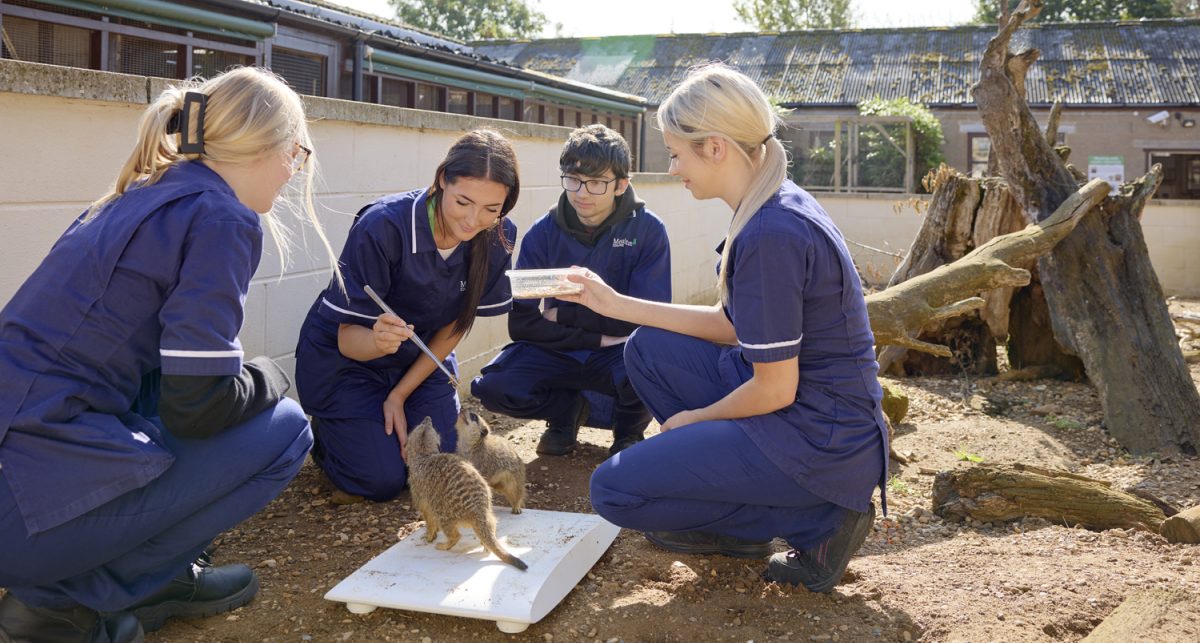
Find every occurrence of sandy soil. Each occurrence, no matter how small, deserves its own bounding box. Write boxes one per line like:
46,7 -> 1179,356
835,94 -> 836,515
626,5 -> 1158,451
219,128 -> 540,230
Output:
17,303 -> 1200,642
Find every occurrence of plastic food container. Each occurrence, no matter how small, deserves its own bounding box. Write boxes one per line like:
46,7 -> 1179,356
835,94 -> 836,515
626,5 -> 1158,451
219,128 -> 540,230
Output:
506,267 -> 587,299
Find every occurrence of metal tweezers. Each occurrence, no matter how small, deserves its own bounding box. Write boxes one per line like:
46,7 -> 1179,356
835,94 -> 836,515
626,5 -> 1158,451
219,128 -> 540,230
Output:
363,285 -> 459,388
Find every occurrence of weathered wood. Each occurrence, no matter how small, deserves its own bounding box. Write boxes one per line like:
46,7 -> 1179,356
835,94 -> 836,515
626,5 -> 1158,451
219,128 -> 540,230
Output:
972,0 -> 1200,455
1160,505 -> 1200,544
878,174 -> 1028,376
931,463 -> 1166,532
868,178 -> 1110,360
1082,590 -> 1200,642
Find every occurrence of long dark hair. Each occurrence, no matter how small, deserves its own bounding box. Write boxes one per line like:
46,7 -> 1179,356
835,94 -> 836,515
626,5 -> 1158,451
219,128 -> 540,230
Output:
428,129 -> 519,336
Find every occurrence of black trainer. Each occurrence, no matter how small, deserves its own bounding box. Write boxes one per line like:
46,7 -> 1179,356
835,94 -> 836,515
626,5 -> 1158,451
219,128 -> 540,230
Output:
643,530 -> 773,559
129,562 -> 259,632
0,593 -> 143,643
766,503 -> 876,593
535,397 -> 590,456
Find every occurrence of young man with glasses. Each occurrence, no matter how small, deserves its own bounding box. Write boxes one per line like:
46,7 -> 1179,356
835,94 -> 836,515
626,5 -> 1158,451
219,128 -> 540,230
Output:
471,125 -> 671,456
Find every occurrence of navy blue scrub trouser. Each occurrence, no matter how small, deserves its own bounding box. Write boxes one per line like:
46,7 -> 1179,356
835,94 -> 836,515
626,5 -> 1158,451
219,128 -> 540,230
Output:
310,377 -> 459,502
470,342 -> 652,435
589,327 -> 845,550
0,398 -> 312,611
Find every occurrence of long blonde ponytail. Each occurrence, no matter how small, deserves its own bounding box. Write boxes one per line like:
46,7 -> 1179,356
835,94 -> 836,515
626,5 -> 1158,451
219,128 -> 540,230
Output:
86,67 -> 341,287
657,63 -> 787,304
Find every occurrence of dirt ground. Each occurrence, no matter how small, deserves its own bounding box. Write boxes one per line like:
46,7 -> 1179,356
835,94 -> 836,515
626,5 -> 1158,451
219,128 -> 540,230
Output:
124,298 -> 1200,642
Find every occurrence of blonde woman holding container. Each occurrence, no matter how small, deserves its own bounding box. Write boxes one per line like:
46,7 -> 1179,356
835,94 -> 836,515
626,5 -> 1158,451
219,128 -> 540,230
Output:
0,67 -> 336,639
562,63 -> 889,592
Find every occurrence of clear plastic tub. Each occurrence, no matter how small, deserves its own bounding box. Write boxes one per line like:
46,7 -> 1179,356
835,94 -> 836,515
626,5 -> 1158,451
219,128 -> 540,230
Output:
506,267 -> 587,299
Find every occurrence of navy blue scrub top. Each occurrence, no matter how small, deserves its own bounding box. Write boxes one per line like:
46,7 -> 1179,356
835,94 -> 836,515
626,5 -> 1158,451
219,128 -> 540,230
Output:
0,161 -> 262,535
295,189 -> 515,419
718,180 -> 888,512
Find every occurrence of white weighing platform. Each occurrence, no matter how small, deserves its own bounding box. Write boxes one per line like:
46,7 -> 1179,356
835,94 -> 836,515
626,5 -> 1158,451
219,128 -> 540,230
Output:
324,508 -> 620,633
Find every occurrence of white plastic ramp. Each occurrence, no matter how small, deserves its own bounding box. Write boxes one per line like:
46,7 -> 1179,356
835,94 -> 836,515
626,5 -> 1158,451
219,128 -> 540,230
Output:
324,508 -> 620,633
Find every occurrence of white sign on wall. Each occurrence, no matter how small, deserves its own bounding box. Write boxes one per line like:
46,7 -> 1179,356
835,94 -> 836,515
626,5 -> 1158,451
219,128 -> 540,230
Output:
1088,155 -> 1125,194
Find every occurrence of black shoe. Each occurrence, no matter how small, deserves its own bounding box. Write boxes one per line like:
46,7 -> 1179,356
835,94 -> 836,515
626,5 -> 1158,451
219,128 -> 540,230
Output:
129,563 -> 259,632
766,503 -> 876,593
643,530 -> 773,559
608,433 -> 643,455
536,397 -> 590,456
0,594 -> 143,643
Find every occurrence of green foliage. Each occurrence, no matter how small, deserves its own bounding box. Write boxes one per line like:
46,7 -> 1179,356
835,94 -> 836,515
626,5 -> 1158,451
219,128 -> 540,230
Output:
389,0 -> 547,41
856,97 -> 946,192
970,0 -> 1178,24
887,475 -> 913,495
734,0 -> 856,30
1047,414 -> 1084,430
954,449 -> 985,463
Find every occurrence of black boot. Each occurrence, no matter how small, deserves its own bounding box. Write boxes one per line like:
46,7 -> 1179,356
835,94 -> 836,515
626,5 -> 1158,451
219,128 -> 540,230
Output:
128,562 -> 258,633
608,428 -> 644,455
0,593 -> 143,643
536,397 -> 589,456
766,503 -> 876,592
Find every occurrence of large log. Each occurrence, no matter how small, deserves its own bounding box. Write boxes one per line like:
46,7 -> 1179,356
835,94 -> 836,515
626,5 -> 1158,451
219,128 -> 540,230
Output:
972,0 -> 1200,455
931,464 -> 1166,532
1160,505 -> 1200,544
867,179 -> 1110,359
1082,590 -> 1200,642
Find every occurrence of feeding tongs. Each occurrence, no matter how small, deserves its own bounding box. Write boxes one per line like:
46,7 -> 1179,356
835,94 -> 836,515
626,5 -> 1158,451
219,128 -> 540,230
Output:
363,285 -> 460,388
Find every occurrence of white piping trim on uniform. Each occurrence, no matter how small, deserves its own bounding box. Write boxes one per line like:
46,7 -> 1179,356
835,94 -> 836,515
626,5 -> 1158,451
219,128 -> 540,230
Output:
160,348 -> 244,358
477,297 -> 512,310
411,196 -> 418,254
321,297 -> 377,321
740,335 -> 803,350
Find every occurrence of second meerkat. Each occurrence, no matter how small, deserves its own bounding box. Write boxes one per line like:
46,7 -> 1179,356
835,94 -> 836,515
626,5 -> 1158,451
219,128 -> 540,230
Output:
455,410 -> 527,514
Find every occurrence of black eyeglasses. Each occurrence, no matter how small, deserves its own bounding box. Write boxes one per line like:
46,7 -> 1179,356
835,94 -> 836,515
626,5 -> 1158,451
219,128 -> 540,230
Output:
291,143 -> 312,173
561,175 -> 618,195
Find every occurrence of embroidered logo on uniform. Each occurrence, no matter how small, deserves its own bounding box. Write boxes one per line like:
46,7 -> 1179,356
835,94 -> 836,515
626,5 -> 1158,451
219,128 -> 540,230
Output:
459,280 -> 467,291
612,238 -> 637,248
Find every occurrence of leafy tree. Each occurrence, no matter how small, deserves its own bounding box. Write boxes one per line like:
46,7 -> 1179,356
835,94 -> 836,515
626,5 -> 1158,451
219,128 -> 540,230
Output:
389,0 -> 547,41
971,0 -> 1177,23
734,0 -> 856,30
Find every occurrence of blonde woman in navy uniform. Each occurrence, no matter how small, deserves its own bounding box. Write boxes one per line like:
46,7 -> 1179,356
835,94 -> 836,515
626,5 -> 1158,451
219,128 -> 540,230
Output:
563,64 -> 889,593
0,68 -> 335,640
294,130 -> 518,504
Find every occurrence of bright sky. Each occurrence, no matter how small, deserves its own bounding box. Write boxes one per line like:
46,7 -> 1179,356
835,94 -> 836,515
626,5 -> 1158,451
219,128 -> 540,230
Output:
335,0 -> 978,38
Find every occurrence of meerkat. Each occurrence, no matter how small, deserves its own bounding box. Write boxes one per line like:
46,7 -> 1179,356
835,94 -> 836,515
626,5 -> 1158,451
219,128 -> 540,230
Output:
455,410 -> 526,514
404,418 -> 527,571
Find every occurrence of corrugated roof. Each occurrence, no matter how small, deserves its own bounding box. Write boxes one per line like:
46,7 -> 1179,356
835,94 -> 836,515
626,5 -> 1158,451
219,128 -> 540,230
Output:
475,20 -> 1200,107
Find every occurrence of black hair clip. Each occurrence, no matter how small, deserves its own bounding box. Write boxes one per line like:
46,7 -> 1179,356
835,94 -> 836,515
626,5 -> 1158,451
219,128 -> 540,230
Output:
169,91 -> 208,155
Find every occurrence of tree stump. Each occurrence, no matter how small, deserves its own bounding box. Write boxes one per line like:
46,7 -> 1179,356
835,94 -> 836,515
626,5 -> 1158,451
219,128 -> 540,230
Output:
971,0 -> 1200,455
931,464 -> 1166,532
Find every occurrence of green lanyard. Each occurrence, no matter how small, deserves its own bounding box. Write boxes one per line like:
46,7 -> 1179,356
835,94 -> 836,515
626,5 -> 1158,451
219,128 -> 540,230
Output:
427,197 -> 438,236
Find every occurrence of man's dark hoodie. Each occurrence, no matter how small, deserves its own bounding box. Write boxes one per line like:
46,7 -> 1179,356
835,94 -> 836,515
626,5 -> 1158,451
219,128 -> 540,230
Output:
507,186 -> 665,352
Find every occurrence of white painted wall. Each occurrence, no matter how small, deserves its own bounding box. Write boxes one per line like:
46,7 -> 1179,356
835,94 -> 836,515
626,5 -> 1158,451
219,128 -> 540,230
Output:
2,61 -> 1197,391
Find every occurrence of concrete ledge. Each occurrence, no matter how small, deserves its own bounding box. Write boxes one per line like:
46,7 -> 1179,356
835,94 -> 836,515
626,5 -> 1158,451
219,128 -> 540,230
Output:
0,60 -> 147,104
3,59 -> 580,139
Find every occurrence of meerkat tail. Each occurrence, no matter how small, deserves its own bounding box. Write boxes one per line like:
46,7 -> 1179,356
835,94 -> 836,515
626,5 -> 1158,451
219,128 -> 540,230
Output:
475,520 -> 528,571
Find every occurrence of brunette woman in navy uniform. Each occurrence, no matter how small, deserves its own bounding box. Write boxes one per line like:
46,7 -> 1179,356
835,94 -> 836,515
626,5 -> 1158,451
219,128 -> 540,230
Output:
562,64 -> 889,593
294,130 -> 518,504
0,68 -> 335,640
